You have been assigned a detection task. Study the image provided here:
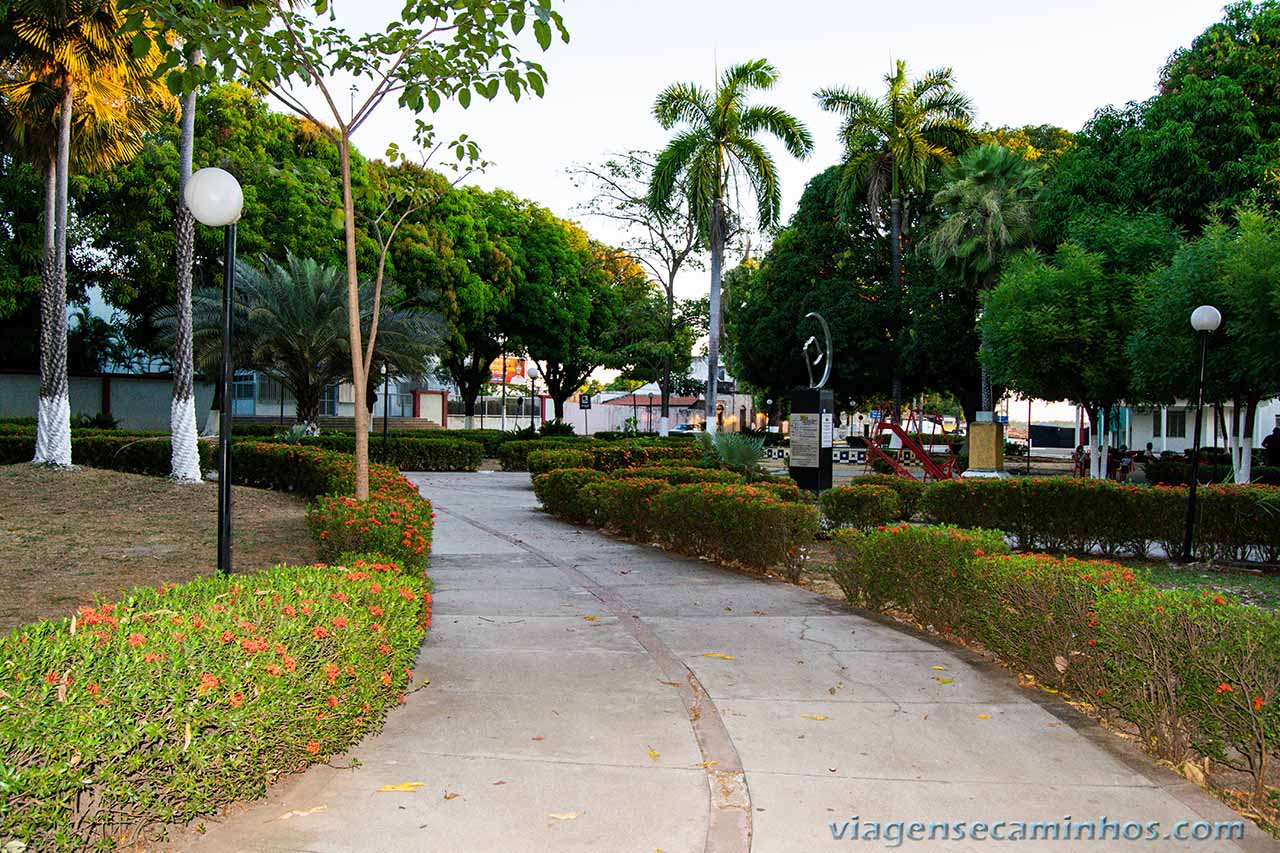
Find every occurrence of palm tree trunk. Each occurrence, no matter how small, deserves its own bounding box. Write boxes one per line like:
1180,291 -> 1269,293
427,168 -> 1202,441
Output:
338,136 -> 370,500
705,199 -> 724,435
36,85 -> 74,467
170,52 -> 203,482
889,194 -> 904,424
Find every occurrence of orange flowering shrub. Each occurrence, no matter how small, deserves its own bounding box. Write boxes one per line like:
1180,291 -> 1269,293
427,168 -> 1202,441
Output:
578,477 -> 672,539
0,556 -> 432,850
531,467 -> 608,523
308,493 -> 433,572
526,448 -> 596,475
615,465 -> 743,485
819,484 -> 900,531
830,525 -> 1280,802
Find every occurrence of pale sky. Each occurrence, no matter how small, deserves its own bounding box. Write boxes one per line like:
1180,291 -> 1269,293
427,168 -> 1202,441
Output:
306,0 -> 1230,302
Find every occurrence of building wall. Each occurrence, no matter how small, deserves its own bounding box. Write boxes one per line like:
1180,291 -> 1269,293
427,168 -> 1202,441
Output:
1129,402 -> 1280,453
0,372 -> 215,431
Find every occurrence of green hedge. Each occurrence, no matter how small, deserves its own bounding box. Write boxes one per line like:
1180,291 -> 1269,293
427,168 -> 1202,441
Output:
828,526 -> 1280,801
501,438 -> 700,472
1145,457 -> 1280,487
578,478 -> 670,539
819,484 -> 900,531
531,468 -> 608,523
0,433 -> 217,473
921,476 -> 1280,563
293,434 -> 482,472
851,474 -> 925,520
0,443 -> 436,850
527,448 -> 596,476
498,437 -> 598,471
615,465 -> 743,485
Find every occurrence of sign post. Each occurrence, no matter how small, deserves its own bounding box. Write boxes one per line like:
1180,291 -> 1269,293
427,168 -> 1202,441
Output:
788,388 -> 834,492
580,392 -> 592,435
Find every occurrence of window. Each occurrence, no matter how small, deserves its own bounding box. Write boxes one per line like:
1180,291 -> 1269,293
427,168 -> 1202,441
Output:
1152,411 -> 1161,438
232,371 -> 256,416
1167,410 -> 1187,439
320,385 -> 338,417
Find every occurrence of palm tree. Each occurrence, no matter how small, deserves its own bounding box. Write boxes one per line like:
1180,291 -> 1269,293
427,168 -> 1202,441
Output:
648,58 -> 812,433
167,253 -> 440,432
817,60 -> 975,419
927,144 -> 1042,412
2,0 -> 174,466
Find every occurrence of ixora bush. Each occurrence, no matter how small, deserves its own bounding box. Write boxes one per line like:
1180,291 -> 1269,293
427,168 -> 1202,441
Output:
615,465 -> 743,485
531,468 -> 608,524
851,474 -> 925,520
501,437 -> 700,472
921,476 -> 1280,562
819,484 -> 900,531
295,434 -> 482,472
526,448 -> 596,476
829,525 -> 1280,804
308,495 -> 433,572
578,478 -> 671,539
0,557 -> 432,851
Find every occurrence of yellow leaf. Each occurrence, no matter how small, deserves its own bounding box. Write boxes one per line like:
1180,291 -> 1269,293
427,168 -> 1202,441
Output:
977,714 -> 991,720
702,653 -> 736,660
800,714 -> 828,721
647,747 -> 660,762
695,760 -> 719,769
932,677 -> 954,685
549,811 -> 583,821
377,782 -> 426,793
583,615 -> 598,622
931,665 -> 947,671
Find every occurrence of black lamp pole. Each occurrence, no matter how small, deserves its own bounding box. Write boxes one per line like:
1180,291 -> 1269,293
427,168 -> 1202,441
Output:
1180,329 -> 1211,564
530,375 -> 536,430
217,223 -> 237,576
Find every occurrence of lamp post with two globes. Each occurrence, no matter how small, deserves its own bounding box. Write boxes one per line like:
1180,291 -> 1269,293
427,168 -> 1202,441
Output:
184,167 -> 244,576
1180,304 -> 1222,564
527,363 -> 540,430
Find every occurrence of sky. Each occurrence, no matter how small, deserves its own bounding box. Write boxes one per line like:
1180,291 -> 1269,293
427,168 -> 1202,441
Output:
302,0 -> 1231,303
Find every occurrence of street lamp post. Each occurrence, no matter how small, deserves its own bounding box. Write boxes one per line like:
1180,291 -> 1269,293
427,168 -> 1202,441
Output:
1180,304 -> 1222,564
185,167 -> 244,576
527,364 -> 540,430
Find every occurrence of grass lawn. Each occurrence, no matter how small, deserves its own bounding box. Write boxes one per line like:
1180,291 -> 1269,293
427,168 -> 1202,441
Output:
0,464 -> 317,631
1142,561 -> 1280,610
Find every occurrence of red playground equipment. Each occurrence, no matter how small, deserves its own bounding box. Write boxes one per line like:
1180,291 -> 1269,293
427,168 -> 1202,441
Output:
862,405 -> 961,482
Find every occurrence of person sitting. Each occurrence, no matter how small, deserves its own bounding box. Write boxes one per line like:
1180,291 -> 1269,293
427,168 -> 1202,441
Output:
1263,426 -> 1280,468
1142,442 -> 1157,464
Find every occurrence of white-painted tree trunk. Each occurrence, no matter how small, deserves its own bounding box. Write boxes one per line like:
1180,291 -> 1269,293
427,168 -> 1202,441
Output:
1089,408 -> 1106,479
169,396 -> 202,481
658,416 -> 670,437
1160,408 -> 1167,453
465,414 -> 475,431
34,394 -> 71,467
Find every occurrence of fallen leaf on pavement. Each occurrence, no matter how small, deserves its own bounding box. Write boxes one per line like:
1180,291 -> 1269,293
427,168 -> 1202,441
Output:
549,811 -> 583,821
1054,655 -> 1069,673
377,782 -> 426,793
278,806 -> 327,820
931,665 -> 947,671
752,610 -> 768,616
648,747 -> 661,762
493,780 -> 507,786
658,680 -> 682,687
977,714 -> 991,720
443,792 -> 461,800
695,760 -> 719,769
800,714 -> 828,721
702,653 -> 736,660
583,615 -> 598,622
932,677 -> 954,685
532,735 -> 545,741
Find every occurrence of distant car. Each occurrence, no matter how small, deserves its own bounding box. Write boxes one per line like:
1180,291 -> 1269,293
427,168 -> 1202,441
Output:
670,423 -> 700,433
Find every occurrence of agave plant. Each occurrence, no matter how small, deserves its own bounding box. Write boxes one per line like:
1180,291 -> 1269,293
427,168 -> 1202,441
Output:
697,431 -> 766,473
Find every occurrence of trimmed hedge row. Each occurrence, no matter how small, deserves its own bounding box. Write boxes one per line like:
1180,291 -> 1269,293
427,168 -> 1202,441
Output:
819,484 -> 900,531
293,434 -> 482,472
616,465 -> 743,485
921,476 -> 1280,563
0,433 -> 216,473
533,469 -> 818,574
0,443 -> 436,850
502,437 -> 700,472
828,525 -> 1280,801
1145,457 -> 1280,487
850,473 -> 926,520
527,448 -> 596,476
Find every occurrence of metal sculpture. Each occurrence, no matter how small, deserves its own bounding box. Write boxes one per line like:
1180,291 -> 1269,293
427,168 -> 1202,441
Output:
801,311 -> 833,390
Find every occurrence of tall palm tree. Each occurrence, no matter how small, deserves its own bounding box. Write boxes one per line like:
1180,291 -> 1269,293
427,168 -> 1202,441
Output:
3,0 -> 173,466
927,144 -> 1042,412
648,58 -> 812,433
167,253 -> 440,432
817,60 -> 975,419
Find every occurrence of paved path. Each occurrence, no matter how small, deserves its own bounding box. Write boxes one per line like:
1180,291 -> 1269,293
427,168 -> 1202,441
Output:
178,472 -> 1267,852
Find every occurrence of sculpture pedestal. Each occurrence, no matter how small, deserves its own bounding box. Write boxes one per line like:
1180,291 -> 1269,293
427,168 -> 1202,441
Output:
788,388 -> 833,492
963,414 -> 1008,479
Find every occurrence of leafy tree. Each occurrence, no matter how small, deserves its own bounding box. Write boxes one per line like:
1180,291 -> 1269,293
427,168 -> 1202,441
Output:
2,0 -> 173,465
817,60 -> 975,418
648,58 -> 813,434
167,252 -> 440,429
927,144 -> 1042,413
977,124 -> 1074,166
729,166 -> 901,413
570,150 -> 702,434
1130,207 -> 1280,481
139,0 -> 569,499
982,245 -> 1138,477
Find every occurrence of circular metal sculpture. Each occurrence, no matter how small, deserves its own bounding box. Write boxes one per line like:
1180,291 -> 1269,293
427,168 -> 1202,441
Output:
801,311 -> 833,390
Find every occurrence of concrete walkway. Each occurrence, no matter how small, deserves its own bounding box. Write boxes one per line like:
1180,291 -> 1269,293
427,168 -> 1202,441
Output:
177,472 -> 1268,852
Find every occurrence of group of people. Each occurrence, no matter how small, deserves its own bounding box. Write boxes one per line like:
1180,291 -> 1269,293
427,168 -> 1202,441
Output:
1071,425 -> 1280,480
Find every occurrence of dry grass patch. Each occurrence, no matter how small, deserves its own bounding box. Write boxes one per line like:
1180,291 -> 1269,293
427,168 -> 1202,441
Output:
0,464 -> 316,631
